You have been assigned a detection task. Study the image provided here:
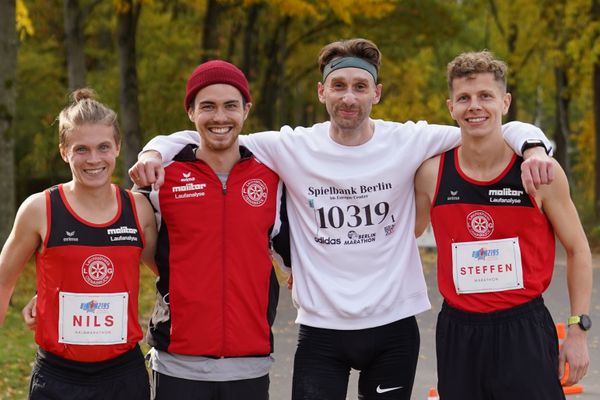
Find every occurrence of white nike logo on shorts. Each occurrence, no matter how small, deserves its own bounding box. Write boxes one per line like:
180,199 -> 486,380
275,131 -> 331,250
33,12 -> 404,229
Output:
376,385 -> 403,393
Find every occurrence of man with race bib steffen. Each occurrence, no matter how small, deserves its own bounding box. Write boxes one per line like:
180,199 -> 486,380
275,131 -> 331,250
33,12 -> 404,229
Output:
415,51 -> 591,400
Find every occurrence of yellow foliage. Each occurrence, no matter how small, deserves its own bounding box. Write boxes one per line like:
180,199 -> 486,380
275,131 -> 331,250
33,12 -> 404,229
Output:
16,0 -> 34,39
253,0 -> 396,21
113,0 -> 131,14
323,0 -> 396,24
372,48 -> 451,125
113,0 -> 154,14
268,0 -> 319,18
572,112 -> 595,206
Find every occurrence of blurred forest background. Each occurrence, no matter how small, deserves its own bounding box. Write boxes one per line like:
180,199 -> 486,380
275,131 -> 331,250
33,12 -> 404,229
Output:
1,0 -> 600,247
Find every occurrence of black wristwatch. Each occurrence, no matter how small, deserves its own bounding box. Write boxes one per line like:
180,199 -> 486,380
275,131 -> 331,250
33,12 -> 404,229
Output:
521,139 -> 550,155
567,314 -> 592,331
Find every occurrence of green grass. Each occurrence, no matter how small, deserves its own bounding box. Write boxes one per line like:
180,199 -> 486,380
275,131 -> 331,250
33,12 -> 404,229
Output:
0,262 -> 158,400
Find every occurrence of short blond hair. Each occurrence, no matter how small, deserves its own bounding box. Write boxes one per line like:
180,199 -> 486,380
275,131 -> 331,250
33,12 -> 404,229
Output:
447,51 -> 507,94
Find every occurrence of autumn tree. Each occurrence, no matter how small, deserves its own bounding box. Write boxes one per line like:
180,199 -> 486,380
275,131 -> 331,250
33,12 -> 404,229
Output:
0,0 -> 18,246
247,0 -> 396,129
593,0 -> 600,217
63,0 -> 102,90
116,0 -> 143,187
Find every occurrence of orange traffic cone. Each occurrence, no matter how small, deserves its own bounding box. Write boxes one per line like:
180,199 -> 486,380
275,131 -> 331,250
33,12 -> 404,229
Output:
563,385 -> 584,395
556,322 -> 566,341
556,322 -> 585,395
427,387 -> 439,400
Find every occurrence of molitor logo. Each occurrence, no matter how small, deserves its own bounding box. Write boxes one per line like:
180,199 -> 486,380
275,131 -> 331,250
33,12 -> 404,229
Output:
172,182 -> 207,199
106,226 -> 139,242
471,247 -> 500,261
488,187 -> 524,204
81,254 -> 115,287
172,183 -> 206,192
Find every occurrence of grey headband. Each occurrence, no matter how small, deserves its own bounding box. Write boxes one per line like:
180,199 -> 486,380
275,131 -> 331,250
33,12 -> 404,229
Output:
322,57 -> 378,83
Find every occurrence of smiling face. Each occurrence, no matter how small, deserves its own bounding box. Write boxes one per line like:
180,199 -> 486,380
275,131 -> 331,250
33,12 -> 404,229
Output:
318,67 -> 382,133
447,72 -> 511,138
188,83 -> 252,153
60,123 -> 120,188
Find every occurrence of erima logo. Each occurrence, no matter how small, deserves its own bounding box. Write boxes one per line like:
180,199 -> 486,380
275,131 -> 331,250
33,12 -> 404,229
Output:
63,231 -> 79,242
180,172 -> 195,182
447,189 -> 460,201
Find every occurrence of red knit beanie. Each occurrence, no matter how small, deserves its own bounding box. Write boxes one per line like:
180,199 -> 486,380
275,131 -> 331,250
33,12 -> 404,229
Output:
184,60 -> 252,112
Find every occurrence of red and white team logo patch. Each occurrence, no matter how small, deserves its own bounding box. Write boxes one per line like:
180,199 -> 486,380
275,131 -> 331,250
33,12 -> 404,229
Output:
466,210 -> 494,239
81,254 -> 115,287
241,179 -> 268,207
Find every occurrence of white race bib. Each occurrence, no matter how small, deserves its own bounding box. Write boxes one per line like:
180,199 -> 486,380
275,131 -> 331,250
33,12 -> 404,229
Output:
58,292 -> 128,345
451,237 -> 524,294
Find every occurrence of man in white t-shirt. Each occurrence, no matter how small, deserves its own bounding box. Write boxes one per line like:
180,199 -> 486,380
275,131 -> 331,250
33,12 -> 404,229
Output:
129,38 -> 554,400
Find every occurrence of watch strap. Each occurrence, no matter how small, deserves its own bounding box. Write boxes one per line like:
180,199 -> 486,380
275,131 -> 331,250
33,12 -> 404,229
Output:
521,139 -> 549,155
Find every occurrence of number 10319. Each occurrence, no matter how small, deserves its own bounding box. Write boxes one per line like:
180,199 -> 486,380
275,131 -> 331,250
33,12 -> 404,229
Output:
315,202 -> 391,229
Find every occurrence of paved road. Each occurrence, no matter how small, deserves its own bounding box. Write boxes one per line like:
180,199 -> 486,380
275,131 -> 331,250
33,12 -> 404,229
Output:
270,249 -> 600,399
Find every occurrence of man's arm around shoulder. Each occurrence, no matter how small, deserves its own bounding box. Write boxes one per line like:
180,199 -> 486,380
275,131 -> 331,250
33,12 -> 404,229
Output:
414,156 -> 440,237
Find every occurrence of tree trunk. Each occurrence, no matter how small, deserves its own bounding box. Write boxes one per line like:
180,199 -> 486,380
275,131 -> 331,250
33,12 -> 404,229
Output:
226,18 -> 241,61
276,19 -> 290,128
242,4 -> 263,80
201,0 -> 222,62
594,62 -> 600,217
0,0 -> 17,247
117,0 -> 142,188
506,24 -> 518,122
64,0 -> 87,90
554,67 -> 571,181
257,17 -> 290,130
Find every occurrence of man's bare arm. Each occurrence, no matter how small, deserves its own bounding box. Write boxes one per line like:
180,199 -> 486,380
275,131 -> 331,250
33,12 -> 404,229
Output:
538,159 -> 591,386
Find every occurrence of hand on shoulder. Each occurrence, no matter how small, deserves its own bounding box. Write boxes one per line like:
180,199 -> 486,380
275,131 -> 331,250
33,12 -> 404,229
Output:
129,151 -> 164,190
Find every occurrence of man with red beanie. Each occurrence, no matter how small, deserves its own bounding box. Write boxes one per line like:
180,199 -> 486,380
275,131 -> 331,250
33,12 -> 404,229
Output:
142,60 -> 289,400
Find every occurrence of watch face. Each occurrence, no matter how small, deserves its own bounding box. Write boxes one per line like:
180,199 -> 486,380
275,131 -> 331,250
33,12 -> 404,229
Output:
580,314 -> 592,330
